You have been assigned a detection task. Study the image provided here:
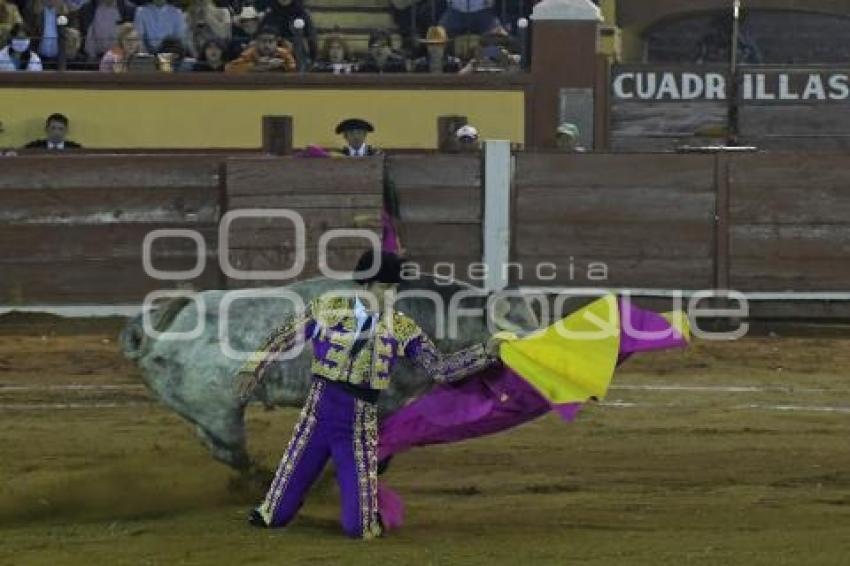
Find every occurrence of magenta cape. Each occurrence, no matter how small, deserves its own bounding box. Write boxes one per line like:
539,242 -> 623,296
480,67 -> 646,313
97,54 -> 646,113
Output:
375,299 -> 690,529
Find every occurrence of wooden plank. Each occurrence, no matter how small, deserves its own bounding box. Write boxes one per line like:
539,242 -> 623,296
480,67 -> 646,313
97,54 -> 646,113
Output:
738,136 -> 850,151
730,186 -> 850,224
0,186 -> 219,225
714,153 -> 730,290
397,186 -> 482,223
227,227 -> 381,249
730,259 -> 850,291
226,157 -> 384,196
224,247 -> 367,285
730,224 -> 850,259
0,259 -> 222,304
514,222 -> 714,259
514,153 -> 716,189
611,100 -> 728,136
0,224 -> 218,262
739,105 -> 850,137
224,208 -> 380,249
515,186 -> 715,223
403,224 -> 482,258
0,156 -> 220,190
399,256 -> 486,284
747,301 -> 850,321
227,193 -> 383,210
729,152 -> 850,191
507,257 -> 714,289
387,154 -> 480,189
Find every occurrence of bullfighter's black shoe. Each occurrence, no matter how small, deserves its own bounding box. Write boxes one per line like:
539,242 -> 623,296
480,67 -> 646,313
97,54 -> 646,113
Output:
248,508 -> 268,528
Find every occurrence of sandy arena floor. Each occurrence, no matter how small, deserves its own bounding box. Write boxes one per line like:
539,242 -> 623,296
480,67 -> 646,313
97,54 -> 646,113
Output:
0,313 -> 848,565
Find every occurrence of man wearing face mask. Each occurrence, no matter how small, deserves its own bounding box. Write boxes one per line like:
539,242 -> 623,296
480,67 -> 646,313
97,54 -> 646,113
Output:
0,23 -> 42,71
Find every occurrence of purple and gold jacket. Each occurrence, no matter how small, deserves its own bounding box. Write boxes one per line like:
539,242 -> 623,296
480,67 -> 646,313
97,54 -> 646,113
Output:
242,295 -> 495,391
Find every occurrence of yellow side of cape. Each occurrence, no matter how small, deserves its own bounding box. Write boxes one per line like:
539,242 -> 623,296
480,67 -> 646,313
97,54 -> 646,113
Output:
499,295 -> 621,404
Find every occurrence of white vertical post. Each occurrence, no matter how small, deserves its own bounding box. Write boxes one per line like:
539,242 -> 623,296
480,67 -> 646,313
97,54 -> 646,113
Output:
483,140 -> 512,291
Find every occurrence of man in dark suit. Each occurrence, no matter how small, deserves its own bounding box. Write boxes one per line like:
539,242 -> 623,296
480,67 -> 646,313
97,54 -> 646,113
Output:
25,113 -> 82,151
335,118 -> 380,157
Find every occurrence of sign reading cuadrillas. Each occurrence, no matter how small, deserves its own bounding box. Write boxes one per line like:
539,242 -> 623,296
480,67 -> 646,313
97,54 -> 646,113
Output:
613,70 -> 850,101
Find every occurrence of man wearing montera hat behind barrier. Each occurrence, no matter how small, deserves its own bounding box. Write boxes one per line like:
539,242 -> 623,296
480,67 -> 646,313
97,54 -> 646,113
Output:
336,118 -> 381,157
334,117 -> 404,255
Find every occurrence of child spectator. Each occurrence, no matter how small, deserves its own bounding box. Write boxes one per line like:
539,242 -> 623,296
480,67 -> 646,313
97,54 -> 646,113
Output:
0,0 -> 23,47
227,5 -> 258,60
357,30 -> 406,73
438,0 -> 504,37
24,113 -> 82,150
260,0 -> 315,61
412,25 -> 461,73
193,37 -> 226,71
311,33 -> 355,74
133,0 -> 187,54
79,0 -> 136,61
186,0 -> 230,59
225,25 -> 295,73
0,23 -> 42,71
99,21 -> 143,71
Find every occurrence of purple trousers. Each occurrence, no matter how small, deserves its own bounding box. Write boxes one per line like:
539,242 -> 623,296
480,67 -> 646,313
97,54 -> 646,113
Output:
256,378 -> 382,539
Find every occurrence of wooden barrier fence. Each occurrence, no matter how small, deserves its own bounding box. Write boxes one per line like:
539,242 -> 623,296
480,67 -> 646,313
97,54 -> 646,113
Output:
1,151 -> 849,321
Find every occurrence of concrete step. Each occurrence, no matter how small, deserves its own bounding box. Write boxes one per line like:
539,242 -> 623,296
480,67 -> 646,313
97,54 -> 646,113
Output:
314,30 -> 405,54
306,0 -> 391,9
311,9 -> 396,30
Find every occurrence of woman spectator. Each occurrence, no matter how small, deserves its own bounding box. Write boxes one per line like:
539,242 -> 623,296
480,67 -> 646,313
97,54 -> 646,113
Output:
0,0 -> 23,47
0,23 -> 43,71
99,21 -> 142,72
79,0 -> 137,61
186,0 -> 230,59
193,37 -> 226,71
310,34 -> 355,74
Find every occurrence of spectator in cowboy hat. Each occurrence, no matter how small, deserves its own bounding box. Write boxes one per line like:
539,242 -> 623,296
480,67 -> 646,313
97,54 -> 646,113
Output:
413,25 -> 462,74
335,118 -> 380,157
227,5 -> 260,60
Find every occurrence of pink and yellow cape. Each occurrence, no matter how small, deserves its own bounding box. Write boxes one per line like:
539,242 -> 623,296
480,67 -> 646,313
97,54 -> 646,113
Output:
376,295 -> 690,529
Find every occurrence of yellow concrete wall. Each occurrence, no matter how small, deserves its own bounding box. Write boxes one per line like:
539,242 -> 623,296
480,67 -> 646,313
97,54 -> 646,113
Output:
0,89 -> 526,149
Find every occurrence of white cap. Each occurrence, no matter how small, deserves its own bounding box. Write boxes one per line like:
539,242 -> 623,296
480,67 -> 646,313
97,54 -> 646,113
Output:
455,125 -> 479,141
237,6 -> 260,21
293,18 -> 305,30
